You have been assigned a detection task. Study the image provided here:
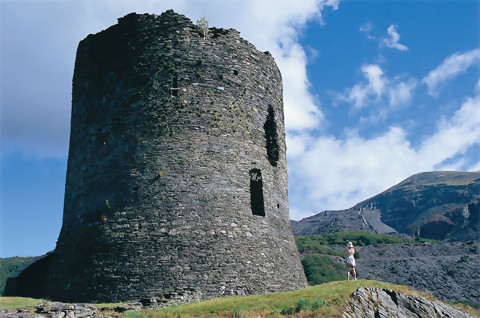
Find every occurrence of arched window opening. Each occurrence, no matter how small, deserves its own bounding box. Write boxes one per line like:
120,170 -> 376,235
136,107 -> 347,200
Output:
264,105 -> 279,167
171,75 -> 179,96
249,169 -> 265,217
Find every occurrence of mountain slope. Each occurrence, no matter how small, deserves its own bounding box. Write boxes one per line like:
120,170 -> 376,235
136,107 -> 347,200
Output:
293,171 -> 480,241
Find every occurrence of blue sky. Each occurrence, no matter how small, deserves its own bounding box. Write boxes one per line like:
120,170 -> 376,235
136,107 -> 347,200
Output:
1,0 -> 479,258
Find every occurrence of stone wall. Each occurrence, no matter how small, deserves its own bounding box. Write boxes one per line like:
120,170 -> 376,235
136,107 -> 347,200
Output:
5,10 -> 306,302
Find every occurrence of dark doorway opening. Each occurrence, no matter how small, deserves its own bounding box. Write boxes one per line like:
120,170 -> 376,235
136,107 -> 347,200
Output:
249,169 -> 265,217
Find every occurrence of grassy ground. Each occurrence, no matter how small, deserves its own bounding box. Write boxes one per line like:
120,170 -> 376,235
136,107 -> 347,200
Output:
0,296 -> 46,310
2,280 -> 479,317
123,280 -> 477,317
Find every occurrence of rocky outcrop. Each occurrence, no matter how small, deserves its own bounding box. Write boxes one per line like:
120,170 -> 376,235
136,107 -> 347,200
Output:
293,171 -> 480,241
356,241 -> 480,305
343,287 -> 477,318
0,302 -> 99,317
0,302 -> 147,317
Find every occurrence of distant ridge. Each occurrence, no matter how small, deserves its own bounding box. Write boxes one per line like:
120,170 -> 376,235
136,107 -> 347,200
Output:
292,171 -> 480,241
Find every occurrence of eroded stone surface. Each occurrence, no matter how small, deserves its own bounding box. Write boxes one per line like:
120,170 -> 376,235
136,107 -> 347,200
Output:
343,287 -> 477,318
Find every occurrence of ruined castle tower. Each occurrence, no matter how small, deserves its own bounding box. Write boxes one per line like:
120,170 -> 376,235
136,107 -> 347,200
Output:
5,10 -> 307,302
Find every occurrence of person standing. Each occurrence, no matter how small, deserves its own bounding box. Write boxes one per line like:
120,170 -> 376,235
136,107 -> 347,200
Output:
345,242 -> 357,280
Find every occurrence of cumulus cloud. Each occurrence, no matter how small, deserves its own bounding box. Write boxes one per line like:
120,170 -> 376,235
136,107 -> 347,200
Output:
422,48 -> 480,96
341,64 -> 386,108
1,0 -> 339,158
289,91 -> 480,220
337,64 -> 416,110
418,94 -> 480,163
363,64 -> 386,97
382,24 -> 408,51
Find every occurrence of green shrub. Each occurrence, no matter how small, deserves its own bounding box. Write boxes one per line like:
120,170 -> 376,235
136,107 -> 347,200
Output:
296,231 -> 412,255
295,298 -> 311,312
391,264 -> 401,273
311,296 -> 325,310
446,267 -> 458,276
279,304 -> 296,315
454,300 -> 480,310
354,250 -> 361,259
379,246 -> 388,255
301,254 -> 345,285
277,297 -> 324,315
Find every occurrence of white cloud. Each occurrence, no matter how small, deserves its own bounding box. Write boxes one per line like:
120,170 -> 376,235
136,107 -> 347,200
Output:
382,24 -> 408,51
418,94 -> 480,163
422,48 -> 480,96
338,64 -> 416,110
342,64 -> 386,108
363,64 -> 386,97
288,91 -> 480,220
280,44 -> 325,130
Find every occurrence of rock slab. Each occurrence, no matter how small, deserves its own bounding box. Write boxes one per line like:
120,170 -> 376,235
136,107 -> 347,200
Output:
343,287 -> 477,318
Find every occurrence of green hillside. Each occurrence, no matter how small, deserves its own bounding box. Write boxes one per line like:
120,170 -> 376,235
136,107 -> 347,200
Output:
0,257 -> 35,296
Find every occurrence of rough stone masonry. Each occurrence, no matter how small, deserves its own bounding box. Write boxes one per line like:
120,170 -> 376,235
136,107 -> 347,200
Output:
4,10 -> 307,302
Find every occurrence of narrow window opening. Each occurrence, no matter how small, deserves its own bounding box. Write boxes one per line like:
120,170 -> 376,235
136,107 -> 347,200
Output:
249,169 -> 265,217
264,105 -> 279,167
171,75 -> 179,96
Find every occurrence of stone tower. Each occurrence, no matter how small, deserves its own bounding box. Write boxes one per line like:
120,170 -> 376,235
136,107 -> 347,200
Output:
5,10 -> 307,303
